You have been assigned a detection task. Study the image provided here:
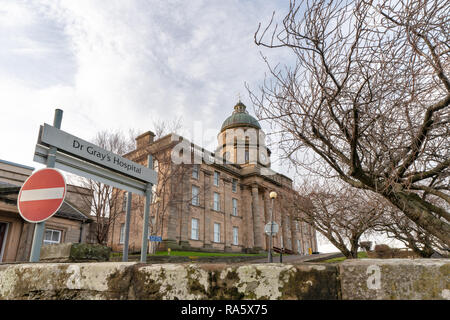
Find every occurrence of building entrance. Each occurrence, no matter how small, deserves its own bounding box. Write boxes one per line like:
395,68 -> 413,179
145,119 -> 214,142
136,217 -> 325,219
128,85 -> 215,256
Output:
0,222 -> 9,262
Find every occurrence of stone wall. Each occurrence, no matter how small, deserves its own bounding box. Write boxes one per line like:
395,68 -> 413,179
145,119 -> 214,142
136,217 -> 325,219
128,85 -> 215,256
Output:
0,259 -> 448,300
339,259 -> 449,300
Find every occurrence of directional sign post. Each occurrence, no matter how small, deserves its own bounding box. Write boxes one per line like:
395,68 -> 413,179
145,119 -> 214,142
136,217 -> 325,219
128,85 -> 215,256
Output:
122,192 -> 132,262
37,123 -> 157,188
264,222 -> 279,236
140,155 -> 153,263
29,109 -> 64,262
27,109 -> 158,263
148,236 -> 162,242
267,192 -> 278,263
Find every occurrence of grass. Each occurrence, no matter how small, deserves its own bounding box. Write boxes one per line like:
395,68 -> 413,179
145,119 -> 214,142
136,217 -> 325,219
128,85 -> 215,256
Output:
111,250 -> 269,258
322,251 -> 368,263
151,250 -> 267,257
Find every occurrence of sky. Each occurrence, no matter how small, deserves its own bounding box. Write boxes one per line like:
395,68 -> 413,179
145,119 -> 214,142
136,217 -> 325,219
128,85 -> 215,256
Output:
0,0 -> 294,166
0,0 -> 402,253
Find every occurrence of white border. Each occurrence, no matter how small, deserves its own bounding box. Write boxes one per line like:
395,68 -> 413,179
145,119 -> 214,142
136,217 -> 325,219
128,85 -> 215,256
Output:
17,168 -> 67,223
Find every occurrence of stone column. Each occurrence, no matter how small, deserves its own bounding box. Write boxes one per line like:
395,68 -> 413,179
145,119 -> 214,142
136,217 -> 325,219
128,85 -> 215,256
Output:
313,228 -> 318,252
299,221 -> 305,255
251,184 -> 263,250
281,202 -> 289,251
309,224 -> 318,253
242,186 -> 254,251
291,218 -> 300,254
223,178 -> 231,251
263,192 -> 270,251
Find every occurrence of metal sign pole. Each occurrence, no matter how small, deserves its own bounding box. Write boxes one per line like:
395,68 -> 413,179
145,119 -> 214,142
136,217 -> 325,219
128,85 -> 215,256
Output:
268,197 -> 274,263
30,109 -> 63,262
122,191 -> 132,262
28,109 -> 158,264
140,155 -> 153,263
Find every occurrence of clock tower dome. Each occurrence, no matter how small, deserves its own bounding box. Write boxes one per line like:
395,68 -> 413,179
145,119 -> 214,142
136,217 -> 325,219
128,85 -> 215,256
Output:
216,101 -> 271,167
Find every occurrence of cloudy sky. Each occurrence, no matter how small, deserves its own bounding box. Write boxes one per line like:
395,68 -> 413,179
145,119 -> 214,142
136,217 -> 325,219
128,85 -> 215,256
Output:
0,0 -> 402,253
0,0 -> 295,168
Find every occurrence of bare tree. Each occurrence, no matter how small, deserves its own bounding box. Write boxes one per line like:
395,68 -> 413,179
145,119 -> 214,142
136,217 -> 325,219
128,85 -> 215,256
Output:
77,130 -> 135,245
249,0 -> 450,245
131,147 -> 193,253
126,119 -> 204,254
293,181 -> 382,258
152,117 -> 183,140
374,199 -> 448,257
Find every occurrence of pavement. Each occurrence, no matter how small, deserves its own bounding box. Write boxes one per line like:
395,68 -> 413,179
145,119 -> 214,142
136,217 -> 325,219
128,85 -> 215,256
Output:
248,252 -> 344,264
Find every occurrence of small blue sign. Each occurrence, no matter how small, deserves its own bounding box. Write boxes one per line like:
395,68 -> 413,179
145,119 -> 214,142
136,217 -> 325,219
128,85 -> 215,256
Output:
148,235 -> 162,242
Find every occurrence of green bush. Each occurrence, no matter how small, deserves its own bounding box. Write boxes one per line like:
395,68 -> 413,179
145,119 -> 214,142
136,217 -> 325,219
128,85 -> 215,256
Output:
373,244 -> 393,258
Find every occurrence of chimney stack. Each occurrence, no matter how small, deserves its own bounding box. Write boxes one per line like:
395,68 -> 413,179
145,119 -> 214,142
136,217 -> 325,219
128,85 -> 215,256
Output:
135,131 -> 156,149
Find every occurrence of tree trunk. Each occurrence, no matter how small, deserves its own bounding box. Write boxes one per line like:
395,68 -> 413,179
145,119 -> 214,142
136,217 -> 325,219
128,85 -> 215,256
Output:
149,242 -> 157,254
326,238 -> 353,259
410,244 -> 435,258
349,237 -> 360,259
386,192 -> 450,247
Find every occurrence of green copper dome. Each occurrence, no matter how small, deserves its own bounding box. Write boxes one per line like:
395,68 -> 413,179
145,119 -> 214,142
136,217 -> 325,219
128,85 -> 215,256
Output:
221,102 -> 261,132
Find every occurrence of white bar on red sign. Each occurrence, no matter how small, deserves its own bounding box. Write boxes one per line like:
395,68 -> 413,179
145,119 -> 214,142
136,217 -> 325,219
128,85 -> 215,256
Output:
20,187 -> 65,202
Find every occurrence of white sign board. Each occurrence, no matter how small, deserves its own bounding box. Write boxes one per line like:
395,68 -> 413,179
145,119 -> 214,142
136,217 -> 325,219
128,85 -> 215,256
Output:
39,124 -> 157,185
264,222 -> 279,236
34,144 -> 149,195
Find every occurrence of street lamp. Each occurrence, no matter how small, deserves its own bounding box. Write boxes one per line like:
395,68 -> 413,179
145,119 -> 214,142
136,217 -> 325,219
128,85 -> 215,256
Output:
268,191 -> 277,263
280,231 -> 283,263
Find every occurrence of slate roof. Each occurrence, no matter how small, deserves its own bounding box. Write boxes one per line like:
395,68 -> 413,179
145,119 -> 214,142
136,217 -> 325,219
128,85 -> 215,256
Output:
55,201 -> 91,222
0,159 -> 34,171
0,181 -> 21,192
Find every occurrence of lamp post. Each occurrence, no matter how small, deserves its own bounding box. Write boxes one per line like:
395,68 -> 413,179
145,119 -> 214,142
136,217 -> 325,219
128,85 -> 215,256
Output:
268,191 -> 277,263
280,233 -> 283,263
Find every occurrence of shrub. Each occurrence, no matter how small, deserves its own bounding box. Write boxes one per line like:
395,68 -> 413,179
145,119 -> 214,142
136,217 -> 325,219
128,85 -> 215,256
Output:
360,241 -> 372,252
374,244 -> 393,258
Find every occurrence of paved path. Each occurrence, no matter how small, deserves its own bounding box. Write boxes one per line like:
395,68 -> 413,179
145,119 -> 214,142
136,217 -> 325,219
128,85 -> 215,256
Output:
248,252 -> 344,264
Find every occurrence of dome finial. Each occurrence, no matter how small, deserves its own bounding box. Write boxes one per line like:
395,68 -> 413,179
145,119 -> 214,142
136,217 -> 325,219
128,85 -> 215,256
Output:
234,100 -> 246,114
220,100 -> 261,132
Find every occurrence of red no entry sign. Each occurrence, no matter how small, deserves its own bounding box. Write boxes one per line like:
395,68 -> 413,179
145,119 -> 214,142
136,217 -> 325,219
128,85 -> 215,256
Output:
18,168 -> 67,223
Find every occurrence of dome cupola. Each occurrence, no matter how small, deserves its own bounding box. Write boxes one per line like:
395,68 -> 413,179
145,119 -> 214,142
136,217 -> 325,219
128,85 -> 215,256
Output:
216,101 -> 270,168
220,102 -> 261,132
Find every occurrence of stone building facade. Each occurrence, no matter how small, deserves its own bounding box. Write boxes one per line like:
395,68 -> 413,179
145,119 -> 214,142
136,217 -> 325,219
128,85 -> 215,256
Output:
110,102 -> 318,254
